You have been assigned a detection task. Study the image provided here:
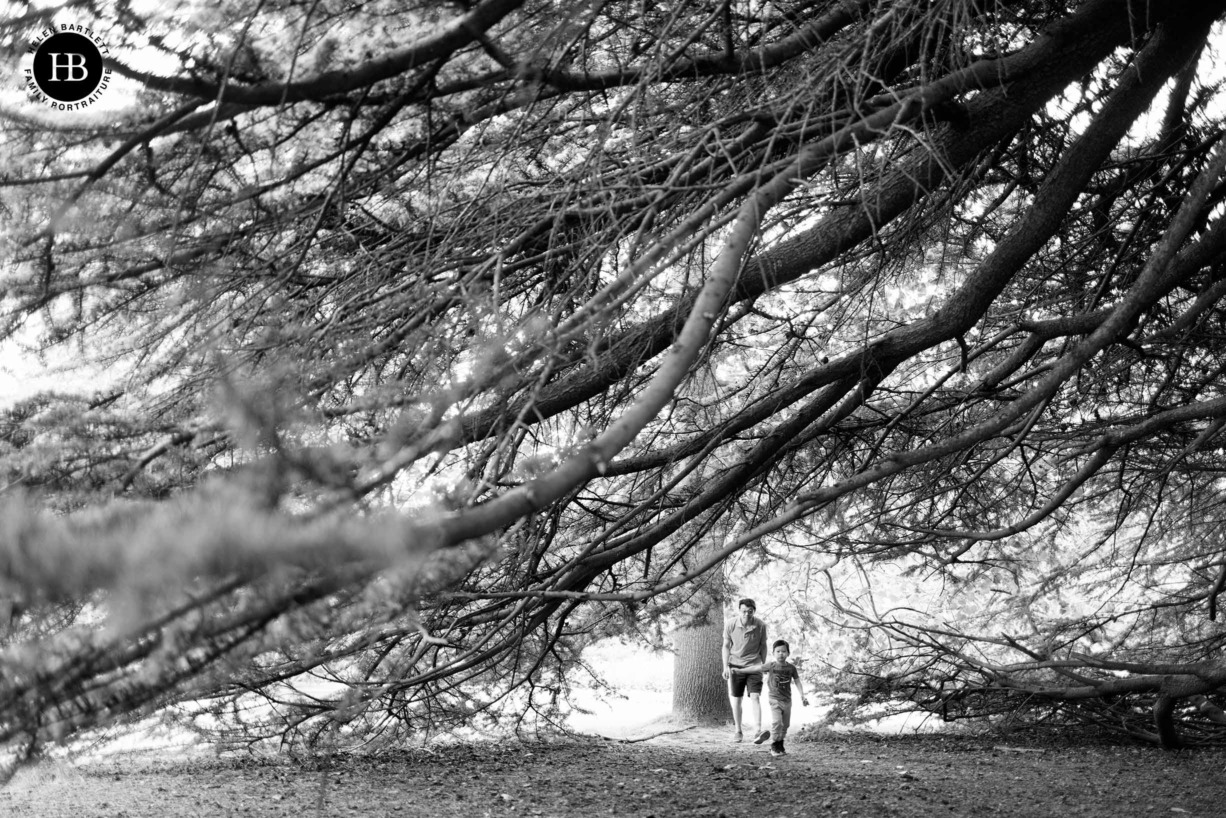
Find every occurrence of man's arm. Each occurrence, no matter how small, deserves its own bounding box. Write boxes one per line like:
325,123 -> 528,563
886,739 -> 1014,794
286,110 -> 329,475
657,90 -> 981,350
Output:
721,622 -> 732,679
758,621 -> 768,663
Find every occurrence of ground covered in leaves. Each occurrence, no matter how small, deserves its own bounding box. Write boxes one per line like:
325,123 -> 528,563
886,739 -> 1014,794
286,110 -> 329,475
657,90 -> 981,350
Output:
4,726 -> 1226,817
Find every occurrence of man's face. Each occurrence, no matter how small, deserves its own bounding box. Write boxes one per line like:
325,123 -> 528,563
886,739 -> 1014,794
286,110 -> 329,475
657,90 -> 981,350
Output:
739,604 -> 754,624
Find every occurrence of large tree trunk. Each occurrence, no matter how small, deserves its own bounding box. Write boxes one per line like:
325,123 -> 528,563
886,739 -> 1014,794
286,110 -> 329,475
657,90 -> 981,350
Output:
670,547 -> 728,724
670,613 -> 727,723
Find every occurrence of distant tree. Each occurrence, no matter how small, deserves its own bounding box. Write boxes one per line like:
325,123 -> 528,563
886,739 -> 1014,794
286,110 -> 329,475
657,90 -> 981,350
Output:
4,0 -> 1226,759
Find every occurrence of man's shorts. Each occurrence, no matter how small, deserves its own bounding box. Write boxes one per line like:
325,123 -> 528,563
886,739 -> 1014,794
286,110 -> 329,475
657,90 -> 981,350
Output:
728,667 -> 763,697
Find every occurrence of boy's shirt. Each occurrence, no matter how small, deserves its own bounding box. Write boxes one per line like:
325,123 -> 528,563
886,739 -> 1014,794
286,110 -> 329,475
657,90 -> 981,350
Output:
760,659 -> 799,701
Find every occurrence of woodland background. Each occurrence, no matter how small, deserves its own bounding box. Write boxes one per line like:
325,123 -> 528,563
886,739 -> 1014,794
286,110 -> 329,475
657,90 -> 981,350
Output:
4,0 -> 1226,776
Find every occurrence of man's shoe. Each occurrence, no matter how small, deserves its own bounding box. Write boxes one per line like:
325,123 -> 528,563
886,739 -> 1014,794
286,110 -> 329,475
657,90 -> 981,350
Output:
770,745 -> 784,757
732,731 -> 743,743
753,729 -> 771,744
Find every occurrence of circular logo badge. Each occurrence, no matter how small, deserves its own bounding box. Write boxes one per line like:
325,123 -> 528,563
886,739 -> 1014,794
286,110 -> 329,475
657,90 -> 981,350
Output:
31,32 -> 104,102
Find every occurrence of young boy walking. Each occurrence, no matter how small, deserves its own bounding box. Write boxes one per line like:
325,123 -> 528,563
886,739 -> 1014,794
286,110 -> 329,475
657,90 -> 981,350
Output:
743,639 -> 808,756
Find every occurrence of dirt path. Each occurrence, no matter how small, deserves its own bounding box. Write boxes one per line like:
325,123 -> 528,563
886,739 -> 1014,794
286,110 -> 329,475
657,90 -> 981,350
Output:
3,727 -> 1226,817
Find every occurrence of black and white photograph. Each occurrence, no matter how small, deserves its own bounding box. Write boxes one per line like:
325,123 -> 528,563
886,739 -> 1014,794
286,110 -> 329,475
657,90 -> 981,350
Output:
3,1 -> 1226,815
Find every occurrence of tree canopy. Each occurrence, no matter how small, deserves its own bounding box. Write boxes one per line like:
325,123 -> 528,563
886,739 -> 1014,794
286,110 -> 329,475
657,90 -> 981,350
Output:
5,0 -> 1226,758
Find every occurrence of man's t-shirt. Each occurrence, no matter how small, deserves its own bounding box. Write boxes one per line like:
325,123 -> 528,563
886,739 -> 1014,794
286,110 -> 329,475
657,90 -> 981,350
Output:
723,616 -> 767,669
761,659 -> 799,701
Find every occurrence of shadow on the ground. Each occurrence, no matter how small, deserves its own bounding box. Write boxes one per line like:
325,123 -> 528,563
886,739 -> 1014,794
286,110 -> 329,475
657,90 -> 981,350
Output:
4,730 -> 1226,817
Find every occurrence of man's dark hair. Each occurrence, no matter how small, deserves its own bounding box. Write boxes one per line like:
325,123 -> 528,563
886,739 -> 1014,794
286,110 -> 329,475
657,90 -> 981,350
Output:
772,639 -> 790,652
738,598 -> 756,612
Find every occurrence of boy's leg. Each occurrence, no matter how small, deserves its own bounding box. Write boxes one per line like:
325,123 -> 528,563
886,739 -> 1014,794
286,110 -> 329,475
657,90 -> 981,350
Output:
769,699 -> 786,742
777,700 -> 792,752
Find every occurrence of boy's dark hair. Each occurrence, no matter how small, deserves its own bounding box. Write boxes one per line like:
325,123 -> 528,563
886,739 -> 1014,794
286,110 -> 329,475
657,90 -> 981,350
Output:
738,598 -> 756,611
772,639 -> 790,652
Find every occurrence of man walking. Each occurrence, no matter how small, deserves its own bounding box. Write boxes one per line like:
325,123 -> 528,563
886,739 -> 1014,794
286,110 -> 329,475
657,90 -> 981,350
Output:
721,597 -> 768,743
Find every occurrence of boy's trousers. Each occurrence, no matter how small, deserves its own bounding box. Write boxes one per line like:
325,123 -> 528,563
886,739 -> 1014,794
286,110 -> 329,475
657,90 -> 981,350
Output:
769,698 -> 792,742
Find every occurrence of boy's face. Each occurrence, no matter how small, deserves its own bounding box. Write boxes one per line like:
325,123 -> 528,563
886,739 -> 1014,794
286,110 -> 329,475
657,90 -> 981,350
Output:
738,604 -> 754,624
773,644 -> 789,662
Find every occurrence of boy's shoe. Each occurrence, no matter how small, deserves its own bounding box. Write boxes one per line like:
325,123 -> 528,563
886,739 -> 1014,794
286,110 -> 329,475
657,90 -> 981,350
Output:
732,731 -> 743,743
753,729 -> 771,745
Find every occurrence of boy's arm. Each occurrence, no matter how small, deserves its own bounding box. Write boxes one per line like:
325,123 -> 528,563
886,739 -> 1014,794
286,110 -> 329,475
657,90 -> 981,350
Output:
794,669 -> 809,705
741,660 -> 771,674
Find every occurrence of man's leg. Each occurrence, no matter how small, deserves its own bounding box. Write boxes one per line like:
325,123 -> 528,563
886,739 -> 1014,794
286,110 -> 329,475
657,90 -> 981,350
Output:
746,672 -> 765,736
729,695 -> 744,735
727,673 -> 745,740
